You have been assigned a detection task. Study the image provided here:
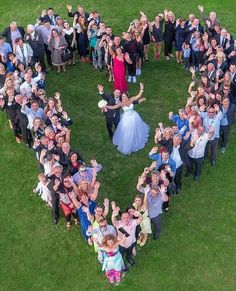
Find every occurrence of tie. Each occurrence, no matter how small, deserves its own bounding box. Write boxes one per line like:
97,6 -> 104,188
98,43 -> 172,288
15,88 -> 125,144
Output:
21,47 -> 26,65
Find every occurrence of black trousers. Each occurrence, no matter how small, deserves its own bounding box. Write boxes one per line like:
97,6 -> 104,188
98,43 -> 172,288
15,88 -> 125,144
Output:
164,39 -> 173,56
105,114 -> 120,138
151,214 -> 162,238
184,57 -> 190,68
51,191 -> 60,221
205,138 -> 219,162
19,122 -> 32,145
65,212 -> 78,222
126,56 -> 136,76
220,125 -> 230,148
189,157 -> 204,178
174,165 -> 183,190
192,51 -> 200,68
44,44 -> 52,67
119,242 -> 136,264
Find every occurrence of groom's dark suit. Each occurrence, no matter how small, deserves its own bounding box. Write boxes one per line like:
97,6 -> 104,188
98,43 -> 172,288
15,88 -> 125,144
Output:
99,92 -> 121,139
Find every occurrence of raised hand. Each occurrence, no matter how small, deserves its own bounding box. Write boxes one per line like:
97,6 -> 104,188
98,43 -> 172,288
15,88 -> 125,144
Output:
90,159 -> 98,167
111,201 -> 116,211
94,181 -> 101,189
103,198 -> 109,207
160,184 -> 167,194
66,4 -> 72,11
198,5 -> 204,12
150,146 -> 158,154
149,161 -> 157,170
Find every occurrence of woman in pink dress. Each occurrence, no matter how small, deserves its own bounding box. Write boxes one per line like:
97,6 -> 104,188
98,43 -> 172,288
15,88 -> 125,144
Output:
109,46 -> 132,93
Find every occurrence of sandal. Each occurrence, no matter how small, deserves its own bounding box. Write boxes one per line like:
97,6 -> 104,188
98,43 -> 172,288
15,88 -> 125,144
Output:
74,218 -> 79,225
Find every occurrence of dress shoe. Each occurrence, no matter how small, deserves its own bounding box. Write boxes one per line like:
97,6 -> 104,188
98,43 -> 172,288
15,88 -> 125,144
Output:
153,234 -> 159,240
127,257 -> 135,266
176,188 -> 181,194
221,147 -> 226,154
211,160 -> 216,166
53,219 -> 58,225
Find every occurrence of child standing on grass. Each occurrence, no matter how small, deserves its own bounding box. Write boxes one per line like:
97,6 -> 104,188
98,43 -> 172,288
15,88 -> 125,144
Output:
33,173 -> 52,207
182,41 -> 191,70
99,234 -> 126,285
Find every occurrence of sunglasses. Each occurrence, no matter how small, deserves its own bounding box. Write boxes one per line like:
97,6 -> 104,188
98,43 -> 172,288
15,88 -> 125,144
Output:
208,111 -> 215,113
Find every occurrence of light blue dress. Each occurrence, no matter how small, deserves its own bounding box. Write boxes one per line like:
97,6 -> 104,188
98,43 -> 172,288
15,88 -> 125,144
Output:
102,248 -> 125,273
112,103 -> 149,155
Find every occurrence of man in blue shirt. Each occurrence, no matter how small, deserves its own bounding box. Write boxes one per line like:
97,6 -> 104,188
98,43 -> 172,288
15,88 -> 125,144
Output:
169,109 -> 189,137
0,35 -> 12,60
148,146 -> 176,176
198,103 -> 223,165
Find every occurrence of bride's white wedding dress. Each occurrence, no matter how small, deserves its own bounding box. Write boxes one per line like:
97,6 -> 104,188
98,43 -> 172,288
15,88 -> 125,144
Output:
112,103 -> 149,155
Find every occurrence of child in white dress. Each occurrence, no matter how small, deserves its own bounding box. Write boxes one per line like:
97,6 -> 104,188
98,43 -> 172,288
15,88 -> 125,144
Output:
33,173 -> 52,207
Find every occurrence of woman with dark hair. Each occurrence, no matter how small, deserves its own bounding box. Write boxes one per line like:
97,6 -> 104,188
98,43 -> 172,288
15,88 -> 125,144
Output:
48,28 -> 68,73
68,151 -> 84,175
109,45 -> 131,93
63,21 -> 76,65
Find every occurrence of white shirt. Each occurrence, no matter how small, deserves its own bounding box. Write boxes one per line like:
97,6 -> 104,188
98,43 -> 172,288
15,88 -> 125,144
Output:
21,105 -> 45,129
171,145 -> 183,169
188,131 -> 209,159
20,73 -> 42,98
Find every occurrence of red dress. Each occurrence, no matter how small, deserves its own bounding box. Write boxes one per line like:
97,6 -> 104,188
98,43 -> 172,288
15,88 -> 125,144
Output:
113,55 -> 128,93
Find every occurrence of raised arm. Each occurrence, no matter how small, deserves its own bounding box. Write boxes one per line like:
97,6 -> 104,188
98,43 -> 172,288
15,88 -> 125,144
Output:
68,191 -> 81,209
90,181 -> 100,201
130,83 -> 144,102
103,198 -> 110,217
106,103 -> 122,110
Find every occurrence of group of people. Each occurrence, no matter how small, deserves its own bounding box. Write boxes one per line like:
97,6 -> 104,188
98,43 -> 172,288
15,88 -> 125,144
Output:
1,4 -> 236,286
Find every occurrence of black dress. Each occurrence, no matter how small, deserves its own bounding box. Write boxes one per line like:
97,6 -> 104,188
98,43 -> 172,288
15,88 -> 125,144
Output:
163,21 -> 175,56
142,26 -> 151,45
64,28 -> 76,51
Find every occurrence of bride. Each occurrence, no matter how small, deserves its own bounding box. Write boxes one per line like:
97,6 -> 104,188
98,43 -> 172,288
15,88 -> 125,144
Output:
106,83 -> 149,155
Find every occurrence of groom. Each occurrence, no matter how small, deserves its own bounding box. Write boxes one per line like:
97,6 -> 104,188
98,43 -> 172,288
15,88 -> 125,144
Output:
97,84 -> 121,139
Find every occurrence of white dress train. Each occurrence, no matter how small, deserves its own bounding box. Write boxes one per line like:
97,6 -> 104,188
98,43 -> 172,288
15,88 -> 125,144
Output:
112,103 -> 149,155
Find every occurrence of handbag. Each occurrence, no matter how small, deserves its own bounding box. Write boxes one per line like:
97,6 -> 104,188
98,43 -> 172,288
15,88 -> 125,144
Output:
60,202 -> 73,216
61,48 -> 73,62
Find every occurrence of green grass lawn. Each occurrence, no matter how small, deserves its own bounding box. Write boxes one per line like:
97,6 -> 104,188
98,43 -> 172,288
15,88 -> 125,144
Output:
1,1 -> 236,290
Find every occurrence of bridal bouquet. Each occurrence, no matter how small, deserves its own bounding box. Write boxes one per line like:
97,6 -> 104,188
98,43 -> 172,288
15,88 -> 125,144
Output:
98,100 -> 108,112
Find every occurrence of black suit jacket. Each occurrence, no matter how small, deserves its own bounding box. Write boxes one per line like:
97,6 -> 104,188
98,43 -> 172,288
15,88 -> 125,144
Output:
215,34 -> 234,50
40,14 -> 59,26
2,26 -> 25,48
220,103 -> 236,126
158,138 -> 191,168
26,31 -> 45,57
100,92 -> 120,119
67,11 -> 89,22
